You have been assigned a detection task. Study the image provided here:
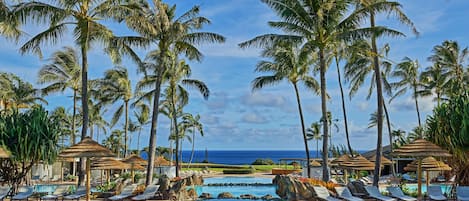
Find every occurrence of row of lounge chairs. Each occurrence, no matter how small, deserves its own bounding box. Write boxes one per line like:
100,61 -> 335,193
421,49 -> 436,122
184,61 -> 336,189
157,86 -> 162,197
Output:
314,185 -> 469,201
0,183 -> 161,201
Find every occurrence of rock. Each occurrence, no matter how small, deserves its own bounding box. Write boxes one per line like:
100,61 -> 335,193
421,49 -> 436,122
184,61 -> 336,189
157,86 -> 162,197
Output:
261,194 -> 273,200
240,194 -> 256,199
186,174 -> 204,186
217,192 -> 234,199
187,188 -> 198,200
199,193 -> 212,199
273,175 -> 315,200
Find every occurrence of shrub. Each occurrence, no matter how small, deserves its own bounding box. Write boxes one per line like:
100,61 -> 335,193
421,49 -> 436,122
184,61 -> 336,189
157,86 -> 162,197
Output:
223,169 -> 254,174
252,158 -> 274,165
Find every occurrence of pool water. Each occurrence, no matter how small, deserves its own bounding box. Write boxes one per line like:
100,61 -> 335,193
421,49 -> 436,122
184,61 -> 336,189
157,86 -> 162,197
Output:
34,184 -> 57,193
191,176 -> 279,199
404,184 -> 452,194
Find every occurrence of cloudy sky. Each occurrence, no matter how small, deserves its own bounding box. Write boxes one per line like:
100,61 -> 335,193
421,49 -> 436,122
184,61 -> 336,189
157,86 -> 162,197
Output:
1,0 -> 467,151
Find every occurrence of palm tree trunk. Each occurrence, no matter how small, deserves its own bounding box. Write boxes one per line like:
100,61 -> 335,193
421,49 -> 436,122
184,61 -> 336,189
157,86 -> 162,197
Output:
188,127 -> 196,168
335,56 -> 353,156
319,48 -> 330,182
293,83 -> 310,178
371,12 -> 384,187
137,128 -> 142,154
71,89 -> 77,176
316,139 -> 319,159
145,68 -> 164,186
414,88 -> 422,129
124,100 -> 129,157
173,113 -> 180,177
78,45 -> 89,186
383,101 -> 396,176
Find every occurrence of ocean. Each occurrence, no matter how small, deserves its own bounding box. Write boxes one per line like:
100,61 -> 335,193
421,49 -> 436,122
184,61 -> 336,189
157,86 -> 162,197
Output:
141,150 -> 333,165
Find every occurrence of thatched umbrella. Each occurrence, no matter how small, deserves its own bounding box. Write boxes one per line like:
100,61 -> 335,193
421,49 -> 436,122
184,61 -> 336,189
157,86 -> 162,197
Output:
393,139 -> 451,199
122,155 -> 147,183
340,155 -> 376,171
367,154 -> 393,166
404,156 -> 452,190
91,158 -> 132,170
0,146 -> 11,158
155,156 -> 171,166
310,160 -> 321,167
331,154 -> 351,166
59,137 -> 115,201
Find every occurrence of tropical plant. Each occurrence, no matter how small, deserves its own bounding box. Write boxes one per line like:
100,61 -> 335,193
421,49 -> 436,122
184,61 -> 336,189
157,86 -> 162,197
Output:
103,129 -> 125,156
38,46 -> 81,145
181,113 -> 204,168
96,67 -> 132,156
247,40 -> 319,178
390,129 -> 406,147
0,72 -> 46,109
426,94 -> 469,185
0,106 -> 61,190
306,122 -> 322,159
0,1 -> 22,42
50,106 -> 73,148
352,0 -> 418,186
16,0 -> 134,185
120,0 -> 224,184
131,102 -> 150,154
391,57 -> 422,127
419,63 -> 447,105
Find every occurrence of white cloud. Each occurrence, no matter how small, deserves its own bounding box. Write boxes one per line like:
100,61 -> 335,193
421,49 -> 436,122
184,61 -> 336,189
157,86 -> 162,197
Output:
241,112 -> 268,124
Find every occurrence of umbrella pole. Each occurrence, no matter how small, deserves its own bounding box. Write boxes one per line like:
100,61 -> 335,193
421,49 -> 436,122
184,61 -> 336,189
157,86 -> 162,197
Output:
417,159 -> 422,200
86,158 -> 91,201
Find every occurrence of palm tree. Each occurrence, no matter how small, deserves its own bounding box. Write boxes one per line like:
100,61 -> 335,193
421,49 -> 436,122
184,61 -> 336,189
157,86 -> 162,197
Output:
391,57 -> 422,127
0,2 -> 22,42
97,67 -> 132,157
391,129 -> 406,147
132,102 -> 150,154
16,0 -> 133,185
38,46 -> 81,145
428,40 -> 468,97
103,129 -> 125,156
181,113 -> 204,168
0,72 -> 46,109
352,0 -> 418,186
121,0 -> 225,184
249,40 -> 319,178
419,63 -> 447,105
306,122 -> 322,159
50,106 -> 73,148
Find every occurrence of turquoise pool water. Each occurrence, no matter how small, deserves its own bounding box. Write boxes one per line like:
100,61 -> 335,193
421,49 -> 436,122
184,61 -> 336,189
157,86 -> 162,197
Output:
405,184 -> 452,194
191,176 -> 278,199
34,184 -> 58,193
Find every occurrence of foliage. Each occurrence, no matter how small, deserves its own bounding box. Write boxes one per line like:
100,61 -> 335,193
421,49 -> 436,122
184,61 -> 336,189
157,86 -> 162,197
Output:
0,106 -> 61,188
252,158 -> 275,165
120,172 -> 132,180
96,182 -> 117,192
426,94 -> 469,185
298,177 -> 340,192
222,169 -> 254,174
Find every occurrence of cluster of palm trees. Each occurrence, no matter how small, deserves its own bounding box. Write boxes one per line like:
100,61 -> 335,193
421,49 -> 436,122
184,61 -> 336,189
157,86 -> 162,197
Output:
0,0 -> 224,186
241,0 -> 467,186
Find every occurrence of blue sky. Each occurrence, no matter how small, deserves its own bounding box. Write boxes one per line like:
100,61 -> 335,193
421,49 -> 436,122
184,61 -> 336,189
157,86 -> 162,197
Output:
1,0 -> 468,151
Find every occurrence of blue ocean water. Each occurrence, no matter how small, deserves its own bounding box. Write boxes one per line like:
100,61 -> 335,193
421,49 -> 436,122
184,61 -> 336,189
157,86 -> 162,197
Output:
141,150 -> 329,165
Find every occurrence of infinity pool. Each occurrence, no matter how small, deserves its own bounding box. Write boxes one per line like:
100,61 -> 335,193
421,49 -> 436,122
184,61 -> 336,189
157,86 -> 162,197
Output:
204,176 -> 273,184
405,184 -> 452,194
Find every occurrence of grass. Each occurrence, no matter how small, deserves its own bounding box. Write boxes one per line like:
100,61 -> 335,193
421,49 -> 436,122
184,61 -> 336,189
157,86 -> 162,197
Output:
180,163 -> 297,173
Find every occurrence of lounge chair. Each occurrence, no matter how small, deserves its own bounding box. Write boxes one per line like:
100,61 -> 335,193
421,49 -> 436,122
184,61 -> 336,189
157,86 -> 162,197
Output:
457,186 -> 469,201
108,184 -> 137,201
428,186 -> 447,200
131,185 -> 160,201
364,186 -> 396,201
63,186 -> 86,201
334,186 -> 364,201
12,186 -> 34,201
312,186 -> 341,201
50,175 -> 61,182
41,185 -> 71,201
387,186 -> 417,201
0,186 -> 11,201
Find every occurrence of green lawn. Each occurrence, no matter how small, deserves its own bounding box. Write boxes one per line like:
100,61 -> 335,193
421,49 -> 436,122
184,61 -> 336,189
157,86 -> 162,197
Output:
181,163 -> 297,173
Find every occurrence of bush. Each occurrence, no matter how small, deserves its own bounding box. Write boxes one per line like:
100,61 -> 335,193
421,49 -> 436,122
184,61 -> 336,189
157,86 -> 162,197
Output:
252,158 -> 274,165
223,169 -> 254,174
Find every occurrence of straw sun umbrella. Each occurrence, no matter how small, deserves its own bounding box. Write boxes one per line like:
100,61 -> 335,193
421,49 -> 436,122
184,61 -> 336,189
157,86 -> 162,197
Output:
392,139 -> 451,200
59,137 -> 116,201
404,156 -> 451,190
122,155 -> 147,183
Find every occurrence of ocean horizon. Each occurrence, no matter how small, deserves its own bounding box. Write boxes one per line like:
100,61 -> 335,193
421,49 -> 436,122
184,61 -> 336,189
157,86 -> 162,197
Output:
141,150 -> 367,165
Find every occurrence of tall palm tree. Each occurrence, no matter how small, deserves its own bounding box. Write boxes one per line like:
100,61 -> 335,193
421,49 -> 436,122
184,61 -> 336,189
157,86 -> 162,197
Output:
428,40 -> 468,97
0,72 -> 46,109
131,102 -> 150,154
16,0 -> 133,185
181,113 -> 204,168
0,2 -> 22,42
306,122 -> 322,159
38,46 -> 81,145
352,0 -> 418,186
419,63 -> 447,105
121,0 -> 224,184
97,67 -> 132,157
391,57 -> 422,127
249,40 -> 319,178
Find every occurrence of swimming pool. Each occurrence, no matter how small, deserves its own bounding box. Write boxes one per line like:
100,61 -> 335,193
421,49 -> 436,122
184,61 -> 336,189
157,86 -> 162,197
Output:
404,184 -> 452,194
191,176 -> 279,199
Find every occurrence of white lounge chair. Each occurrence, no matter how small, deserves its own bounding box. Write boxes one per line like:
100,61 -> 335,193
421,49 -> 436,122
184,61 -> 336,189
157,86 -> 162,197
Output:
131,185 -> 160,201
364,186 -> 396,201
0,186 -> 11,201
63,186 -> 86,201
457,186 -> 469,201
428,186 -> 447,200
41,185 -> 71,201
12,186 -> 34,201
334,186 -> 364,201
387,186 -> 417,201
312,186 -> 342,201
108,184 -> 137,201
